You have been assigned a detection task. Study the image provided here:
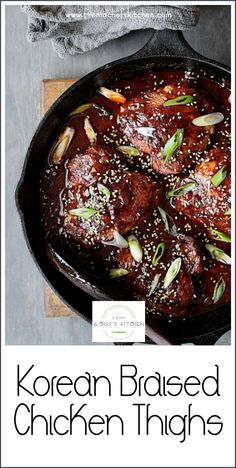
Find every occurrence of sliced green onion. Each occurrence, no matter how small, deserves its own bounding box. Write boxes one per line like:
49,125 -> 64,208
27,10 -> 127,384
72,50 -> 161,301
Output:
205,244 -> 231,265
102,231 -> 128,249
211,166 -> 227,187
109,268 -> 128,279
225,208 -> 231,216
152,242 -> 166,266
117,145 -> 140,156
69,207 -> 98,220
49,126 -> 75,165
50,136 -> 69,164
213,277 -> 226,304
192,112 -> 224,126
164,95 -> 194,107
168,182 -> 198,197
99,87 -> 126,104
163,128 -> 184,164
97,183 -> 110,200
157,207 -> 177,235
209,229 -> 231,243
158,207 -> 169,232
84,116 -> 97,143
163,257 -> 182,289
148,274 -> 161,297
69,103 -> 93,116
128,235 -> 143,263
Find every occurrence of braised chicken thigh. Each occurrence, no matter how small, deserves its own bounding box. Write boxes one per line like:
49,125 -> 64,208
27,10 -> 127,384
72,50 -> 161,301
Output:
170,147 -> 231,236
118,84 -> 215,174
103,215 -> 203,316
62,145 -> 162,248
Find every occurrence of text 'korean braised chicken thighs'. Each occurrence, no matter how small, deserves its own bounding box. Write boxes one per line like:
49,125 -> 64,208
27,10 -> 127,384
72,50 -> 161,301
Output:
41,70 -> 231,319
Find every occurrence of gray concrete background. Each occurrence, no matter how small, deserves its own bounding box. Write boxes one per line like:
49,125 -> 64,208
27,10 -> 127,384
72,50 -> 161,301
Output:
5,5 -> 231,345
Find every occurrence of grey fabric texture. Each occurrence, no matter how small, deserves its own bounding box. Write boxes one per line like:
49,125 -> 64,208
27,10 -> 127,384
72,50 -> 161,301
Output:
22,5 -> 200,58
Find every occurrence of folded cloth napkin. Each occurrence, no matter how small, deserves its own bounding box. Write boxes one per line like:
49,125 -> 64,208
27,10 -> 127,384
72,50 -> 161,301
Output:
22,5 -> 200,58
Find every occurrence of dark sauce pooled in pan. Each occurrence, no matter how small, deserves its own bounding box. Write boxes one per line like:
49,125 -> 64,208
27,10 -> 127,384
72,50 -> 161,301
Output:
40,70 -> 231,319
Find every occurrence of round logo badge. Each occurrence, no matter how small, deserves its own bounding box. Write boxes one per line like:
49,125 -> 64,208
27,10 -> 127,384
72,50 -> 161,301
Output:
101,304 -> 136,341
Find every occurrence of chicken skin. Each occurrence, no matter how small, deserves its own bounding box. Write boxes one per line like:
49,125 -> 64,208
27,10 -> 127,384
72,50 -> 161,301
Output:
193,261 -> 230,312
103,214 -> 203,316
170,147 -> 231,237
117,84 -> 215,174
62,145 -> 163,247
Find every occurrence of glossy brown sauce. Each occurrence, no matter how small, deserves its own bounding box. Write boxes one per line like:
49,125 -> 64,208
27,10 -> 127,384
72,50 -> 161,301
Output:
40,70 -> 231,318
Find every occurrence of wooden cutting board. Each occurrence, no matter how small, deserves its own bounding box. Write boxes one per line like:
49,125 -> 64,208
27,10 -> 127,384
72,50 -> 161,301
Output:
42,78 -> 78,317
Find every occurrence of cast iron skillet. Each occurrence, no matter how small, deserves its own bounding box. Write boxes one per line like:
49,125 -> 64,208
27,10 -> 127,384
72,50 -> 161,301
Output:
16,29 -> 231,345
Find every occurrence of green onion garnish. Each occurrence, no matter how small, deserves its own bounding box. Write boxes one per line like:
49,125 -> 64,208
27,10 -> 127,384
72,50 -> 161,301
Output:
148,274 -> 161,296
163,128 -> 184,164
225,208 -> 231,216
84,116 -> 97,143
205,244 -> 231,265
69,103 -> 93,116
213,277 -> 226,304
69,207 -> 98,220
50,136 -> 69,165
117,145 -> 140,156
157,207 -> 177,235
102,231 -> 128,248
209,229 -> 231,243
164,95 -> 194,107
163,257 -> 182,289
152,242 -> 166,266
168,182 -> 198,197
49,126 -> 75,165
128,235 -> 143,263
97,183 -> 111,200
211,166 -> 227,187
192,112 -> 224,126
158,207 -> 169,232
109,268 -> 128,279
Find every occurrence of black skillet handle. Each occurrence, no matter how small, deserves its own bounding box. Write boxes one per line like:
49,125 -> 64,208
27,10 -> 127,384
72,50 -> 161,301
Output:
133,29 -> 207,61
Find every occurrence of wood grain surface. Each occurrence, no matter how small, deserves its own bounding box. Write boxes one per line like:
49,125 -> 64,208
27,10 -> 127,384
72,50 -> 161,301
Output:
42,78 -> 78,317
41,78 -> 77,114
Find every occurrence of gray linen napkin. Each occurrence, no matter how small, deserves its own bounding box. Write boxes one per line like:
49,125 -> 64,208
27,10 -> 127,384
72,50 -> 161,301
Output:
22,5 -> 200,58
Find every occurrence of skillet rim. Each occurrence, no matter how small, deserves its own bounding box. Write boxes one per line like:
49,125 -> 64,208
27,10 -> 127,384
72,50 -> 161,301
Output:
15,53 -> 231,343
